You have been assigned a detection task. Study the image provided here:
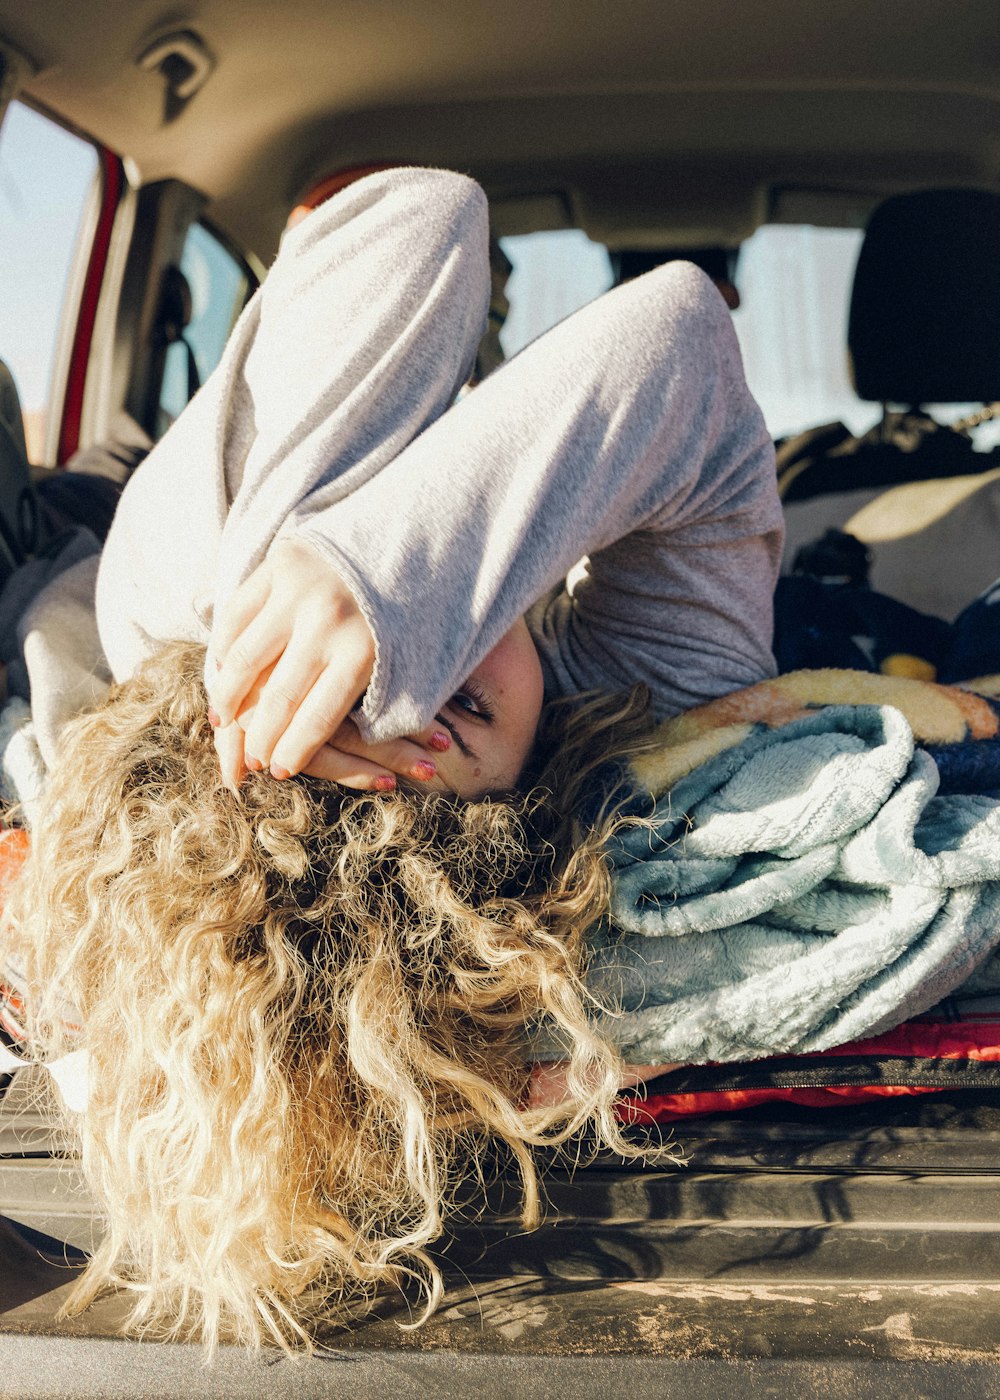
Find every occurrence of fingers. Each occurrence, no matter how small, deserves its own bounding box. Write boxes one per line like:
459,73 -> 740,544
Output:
213,712 -> 403,795
237,642 -> 325,768
258,639 -> 372,778
209,570 -> 273,678
322,722 -> 441,784
301,744 -> 399,791
208,538 -> 377,774
212,715 -> 412,794
209,611 -> 289,729
301,738 -> 438,791
213,722 -> 247,796
216,702 -> 443,792
212,674 -> 450,791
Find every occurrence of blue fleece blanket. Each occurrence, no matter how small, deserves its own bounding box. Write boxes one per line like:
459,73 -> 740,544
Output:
532,680 -> 1000,1066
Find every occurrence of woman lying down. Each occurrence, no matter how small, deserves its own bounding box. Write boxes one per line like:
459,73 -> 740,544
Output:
0,168 -> 783,1351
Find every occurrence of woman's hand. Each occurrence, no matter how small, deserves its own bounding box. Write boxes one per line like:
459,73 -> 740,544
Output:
207,536 -> 378,780
302,717 -> 448,788
527,1061 -> 680,1108
213,710 -> 447,795
208,539 -> 454,791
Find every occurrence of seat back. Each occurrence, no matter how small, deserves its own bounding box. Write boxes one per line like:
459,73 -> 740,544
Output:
0,361 -> 39,579
784,189 -> 1000,620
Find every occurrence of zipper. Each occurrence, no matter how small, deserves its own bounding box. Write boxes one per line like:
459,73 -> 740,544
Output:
642,1054 -> 1000,1095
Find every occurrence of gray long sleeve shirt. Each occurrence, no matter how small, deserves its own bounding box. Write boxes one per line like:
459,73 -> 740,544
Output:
19,168 -> 783,767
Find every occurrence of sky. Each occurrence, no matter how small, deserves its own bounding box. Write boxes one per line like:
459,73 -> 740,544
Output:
0,102 -> 98,415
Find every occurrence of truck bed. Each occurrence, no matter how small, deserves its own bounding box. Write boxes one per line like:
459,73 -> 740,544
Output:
3,1069 -> 1000,1397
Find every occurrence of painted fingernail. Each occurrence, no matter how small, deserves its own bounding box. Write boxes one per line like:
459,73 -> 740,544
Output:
245,753 -> 263,772
427,731 -> 451,752
207,707 -> 221,728
373,775 -> 396,792
270,763 -> 290,781
412,760 -> 436,781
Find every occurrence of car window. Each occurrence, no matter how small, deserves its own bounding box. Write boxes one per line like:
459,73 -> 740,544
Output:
733,224 -> 1000,451
0,100 -> 100,462
732,224 -> 868,441
156,221 -> 254,436
438,221 -> 1000,452
499,229 -> 613,359
497,226 -> 874,446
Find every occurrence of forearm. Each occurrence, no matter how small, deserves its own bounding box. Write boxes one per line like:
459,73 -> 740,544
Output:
291,261 -> 781,743
97,167 -> 490,685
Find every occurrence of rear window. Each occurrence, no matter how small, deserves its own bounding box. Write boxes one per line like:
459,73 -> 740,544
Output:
495,225 -> 865,442
732,225 -> 867,440
733,224 -> 1000,451
499,229 -> 613,358
499,222 -> 1000,455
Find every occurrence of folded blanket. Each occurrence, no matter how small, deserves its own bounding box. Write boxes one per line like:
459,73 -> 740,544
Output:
533,670 -> 1000,1066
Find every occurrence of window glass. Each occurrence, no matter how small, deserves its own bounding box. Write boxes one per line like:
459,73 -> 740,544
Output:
732,225 -> 868,441
499,229 -> 613,359
157,222 -> 252,435
732,224 -> 1000,450
0,101 -> 99,461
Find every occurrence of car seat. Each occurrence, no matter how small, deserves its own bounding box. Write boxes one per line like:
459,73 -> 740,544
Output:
780,189 -> 1000,621
0,360 -> 41,581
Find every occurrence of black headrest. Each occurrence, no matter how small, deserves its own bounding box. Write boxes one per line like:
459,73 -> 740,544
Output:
848,189 -> 1000,405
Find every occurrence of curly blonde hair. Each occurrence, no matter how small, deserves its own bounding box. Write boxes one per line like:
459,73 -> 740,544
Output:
3,641 -> 656,1353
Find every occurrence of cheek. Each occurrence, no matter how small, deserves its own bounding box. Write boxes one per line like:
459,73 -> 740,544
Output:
492,635 -> 544,736
505,652 -> 545,770
514,640 -> 544,713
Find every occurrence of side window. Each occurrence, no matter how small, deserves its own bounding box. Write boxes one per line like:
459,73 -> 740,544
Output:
156,222 -> 253,436
0,100 -> 100,462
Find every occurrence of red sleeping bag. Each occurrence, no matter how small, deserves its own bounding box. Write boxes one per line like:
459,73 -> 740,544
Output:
618,1008 -> 1000,1123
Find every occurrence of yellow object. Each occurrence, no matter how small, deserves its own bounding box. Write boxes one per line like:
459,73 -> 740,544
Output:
630,668 -> 1000,798
880,653 -> 937,681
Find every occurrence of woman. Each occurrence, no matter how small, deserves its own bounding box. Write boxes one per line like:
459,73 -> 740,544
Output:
2,167 -> 782,1351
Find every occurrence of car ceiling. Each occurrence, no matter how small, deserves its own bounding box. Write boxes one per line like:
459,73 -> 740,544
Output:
1,0 -> 998,261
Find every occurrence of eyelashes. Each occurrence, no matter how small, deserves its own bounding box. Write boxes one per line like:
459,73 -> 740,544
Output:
433,678 -> 496,763
448,678 -> 496,724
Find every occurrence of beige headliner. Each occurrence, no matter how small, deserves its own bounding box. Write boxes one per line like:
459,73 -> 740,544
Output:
2,0 -> 999,259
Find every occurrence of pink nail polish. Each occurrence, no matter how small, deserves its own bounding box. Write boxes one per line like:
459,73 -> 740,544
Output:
373,775 -> 396,792
207,707 -> 221,728
427,731 -> 451,752
245,753 -> 263,772
270,764 -> 290,781
412,760 -> 436,781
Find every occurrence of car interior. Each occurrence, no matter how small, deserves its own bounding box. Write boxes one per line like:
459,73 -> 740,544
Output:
0,0 -> 999,1391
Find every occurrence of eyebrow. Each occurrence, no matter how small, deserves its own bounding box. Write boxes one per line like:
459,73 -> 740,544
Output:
434,712 -> 479,762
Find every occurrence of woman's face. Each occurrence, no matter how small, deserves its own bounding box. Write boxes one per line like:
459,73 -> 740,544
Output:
426,617 -> 545,797
226,618 -> 545,799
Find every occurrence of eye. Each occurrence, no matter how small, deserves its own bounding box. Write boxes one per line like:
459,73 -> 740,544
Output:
448,680 -> 495,723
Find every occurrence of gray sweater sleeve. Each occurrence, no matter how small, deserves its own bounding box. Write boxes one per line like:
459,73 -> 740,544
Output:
33,171 -> 780,761
292,260 -> 784,740
93,167 -> 491,684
